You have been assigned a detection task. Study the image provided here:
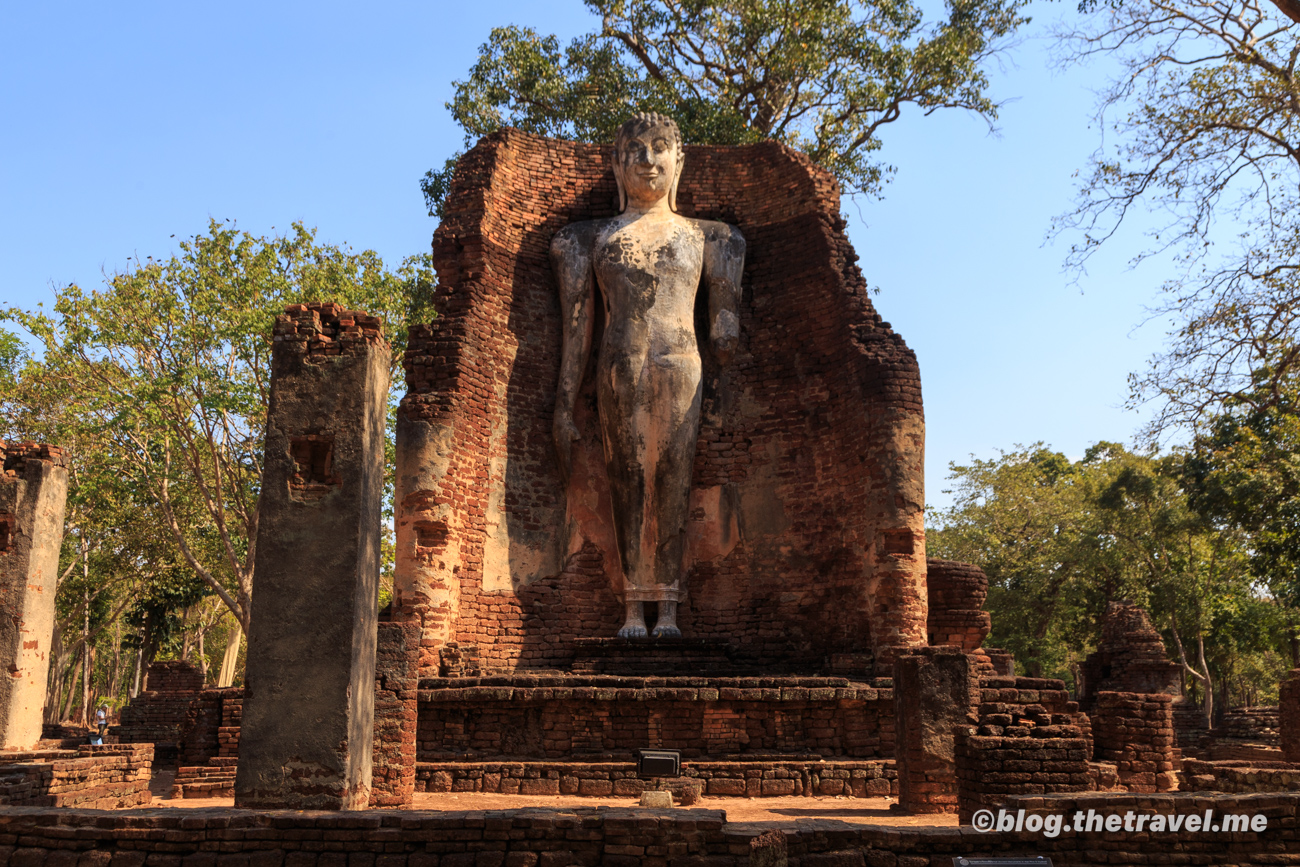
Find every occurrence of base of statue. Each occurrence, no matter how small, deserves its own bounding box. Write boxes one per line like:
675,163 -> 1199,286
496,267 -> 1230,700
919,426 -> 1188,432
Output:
570,637 -> 741,676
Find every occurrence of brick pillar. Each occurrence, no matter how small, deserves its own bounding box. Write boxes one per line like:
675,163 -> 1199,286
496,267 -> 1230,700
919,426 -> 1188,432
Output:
893,646 -> 977,813
234,304 -> 389,810
1092,691 -> 1177,793
369,619 -> 420,807
0,443 -> 69,749
1280,669 -> 1300,762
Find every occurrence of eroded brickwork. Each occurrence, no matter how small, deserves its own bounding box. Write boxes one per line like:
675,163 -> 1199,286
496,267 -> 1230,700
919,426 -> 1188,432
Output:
112,661 -> 205,763
370,619 -> 421,808
415,758 -> 896,798
396,129 -> 926,677
0,744 -> 151,809
417,675 -> 894,761
956,703 -> 1090,823
1092,691 -> 1177,793
1080,602 -> 1181,711
893,647 -> 978,813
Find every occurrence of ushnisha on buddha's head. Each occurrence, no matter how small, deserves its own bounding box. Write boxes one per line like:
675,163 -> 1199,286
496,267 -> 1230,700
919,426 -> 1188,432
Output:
613,113 -> 685,213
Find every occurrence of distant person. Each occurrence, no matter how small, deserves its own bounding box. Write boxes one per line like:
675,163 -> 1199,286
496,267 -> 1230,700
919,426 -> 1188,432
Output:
95,705 -> 108,742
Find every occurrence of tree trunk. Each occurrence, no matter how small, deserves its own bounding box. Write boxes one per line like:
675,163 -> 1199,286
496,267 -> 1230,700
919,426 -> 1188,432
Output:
218,622 -> 242,688
130,644 -> 143,699
79,584 -> 90,727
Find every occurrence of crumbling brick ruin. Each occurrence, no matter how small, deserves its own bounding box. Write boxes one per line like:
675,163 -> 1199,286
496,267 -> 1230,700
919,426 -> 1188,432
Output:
1092,691 -> 1178,792
0,744 -> 151,808
0,442 -> 69,750
893,646 -> 978,813
1080,601 -> 1181,711
234,303 -> 390,811
956,704 -> 1090,823
925,558 -> 995,673
109,660 -> 205,763
394,129 -> 926,678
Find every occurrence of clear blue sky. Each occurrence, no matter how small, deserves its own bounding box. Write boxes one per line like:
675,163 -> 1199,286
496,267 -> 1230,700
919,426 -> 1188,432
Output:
0,0 -> 1175,512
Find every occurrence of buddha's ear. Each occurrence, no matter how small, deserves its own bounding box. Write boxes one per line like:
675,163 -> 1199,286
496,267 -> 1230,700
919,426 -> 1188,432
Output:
613,147 -> 627,213
669,148 -> 683,213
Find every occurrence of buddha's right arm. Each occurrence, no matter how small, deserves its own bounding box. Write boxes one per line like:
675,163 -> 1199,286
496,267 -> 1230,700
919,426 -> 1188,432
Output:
550,223 -> 598,415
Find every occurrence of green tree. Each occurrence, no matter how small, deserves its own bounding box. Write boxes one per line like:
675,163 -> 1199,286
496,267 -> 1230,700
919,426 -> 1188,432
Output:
1185,376 -> 1300,661
425,0 -> 1029,215
3,221 -> 436,689
929,442 -> 1262,715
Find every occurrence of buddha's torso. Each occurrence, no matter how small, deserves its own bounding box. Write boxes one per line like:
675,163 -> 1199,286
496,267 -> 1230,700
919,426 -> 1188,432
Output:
593,213 -> 705,359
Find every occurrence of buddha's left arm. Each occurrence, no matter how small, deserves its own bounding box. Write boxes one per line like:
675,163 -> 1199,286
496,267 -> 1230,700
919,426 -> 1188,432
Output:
703,223 -> 745,365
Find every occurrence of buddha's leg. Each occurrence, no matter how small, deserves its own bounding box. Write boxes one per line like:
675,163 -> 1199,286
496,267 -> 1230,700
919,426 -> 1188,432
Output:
598,353 -> 652,638
647,352 -> 703,638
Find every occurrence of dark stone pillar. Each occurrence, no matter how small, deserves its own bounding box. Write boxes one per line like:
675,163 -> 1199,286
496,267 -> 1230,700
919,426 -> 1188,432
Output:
234,304 -> 389,810
1281,669 -> 1300,762
0,443 -> 69,749
893,645 -> 977,814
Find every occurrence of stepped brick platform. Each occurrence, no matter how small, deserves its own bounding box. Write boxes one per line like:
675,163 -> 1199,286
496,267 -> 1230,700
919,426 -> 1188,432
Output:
569,638 -> 742,675
415,757 -> 897,798
1182,757 -> 1300,793
171,756 -> 238,799
0,743 -> 151,808
418,674 -> 895,761
109,661 -> 206,764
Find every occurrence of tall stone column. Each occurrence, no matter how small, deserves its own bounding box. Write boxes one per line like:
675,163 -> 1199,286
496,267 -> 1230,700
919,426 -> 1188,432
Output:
234,304 -> 389,810
0,443 -> 69,749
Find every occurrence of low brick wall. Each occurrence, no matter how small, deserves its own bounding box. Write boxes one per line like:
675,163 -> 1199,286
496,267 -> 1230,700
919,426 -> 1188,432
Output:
418,676 -> 894,761
956,703 -> 1090,824
415,759 -> 897,798
0,744 -> 151,809
0,791 -> 1295,866
1181,758 -> 1300,793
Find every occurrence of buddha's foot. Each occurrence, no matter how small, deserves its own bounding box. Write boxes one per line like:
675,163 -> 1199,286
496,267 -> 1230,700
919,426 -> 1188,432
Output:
651,623 -> 681,639
617,621 -> 648,639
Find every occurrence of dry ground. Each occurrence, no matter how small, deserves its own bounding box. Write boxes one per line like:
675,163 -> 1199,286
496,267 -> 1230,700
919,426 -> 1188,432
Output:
138,770 -> 955,828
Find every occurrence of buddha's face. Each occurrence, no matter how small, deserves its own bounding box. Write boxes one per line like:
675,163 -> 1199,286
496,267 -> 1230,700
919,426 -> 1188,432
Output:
616,124 -> 680,205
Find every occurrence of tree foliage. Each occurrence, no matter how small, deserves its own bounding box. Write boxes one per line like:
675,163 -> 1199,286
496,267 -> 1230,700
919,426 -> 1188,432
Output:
929,442 -> 1278,711
2,221 -> 435,709
425,0 -> 1029,215
1054,0 -> 1300,433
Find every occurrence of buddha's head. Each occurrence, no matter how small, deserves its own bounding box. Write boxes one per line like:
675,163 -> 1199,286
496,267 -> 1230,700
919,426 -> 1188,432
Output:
613,113 -> 684,213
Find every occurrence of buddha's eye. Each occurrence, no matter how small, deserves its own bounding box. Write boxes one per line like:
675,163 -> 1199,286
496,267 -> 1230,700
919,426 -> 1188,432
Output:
653,139 -> 668,152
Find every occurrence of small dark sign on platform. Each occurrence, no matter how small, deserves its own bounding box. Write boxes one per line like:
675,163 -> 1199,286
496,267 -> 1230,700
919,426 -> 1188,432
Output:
953,859 -> 1053,867
637,749 -> 681,778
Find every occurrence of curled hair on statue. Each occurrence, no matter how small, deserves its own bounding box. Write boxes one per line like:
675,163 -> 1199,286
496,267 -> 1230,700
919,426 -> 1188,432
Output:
613,113 -> 685,213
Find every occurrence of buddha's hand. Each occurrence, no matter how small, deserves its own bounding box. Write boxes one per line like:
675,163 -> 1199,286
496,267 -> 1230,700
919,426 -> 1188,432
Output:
553,409 -> 581,481
711,309 -> 739,365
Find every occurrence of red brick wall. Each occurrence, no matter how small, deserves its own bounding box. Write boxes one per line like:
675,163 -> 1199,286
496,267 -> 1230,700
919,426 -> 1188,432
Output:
370,620 -> 421,807
417,676 -> 894,761
396,129 -> 927,677
0,793 -> 1295,864
1093,691 -> 1177,792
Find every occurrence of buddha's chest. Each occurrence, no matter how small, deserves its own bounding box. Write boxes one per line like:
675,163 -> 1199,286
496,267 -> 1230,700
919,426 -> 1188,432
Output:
594,221 -> 704,299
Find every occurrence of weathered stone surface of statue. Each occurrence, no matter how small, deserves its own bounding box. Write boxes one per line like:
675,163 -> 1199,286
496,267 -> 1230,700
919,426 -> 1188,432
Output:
551,113 -> 744,638
0,443 -> 69,750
